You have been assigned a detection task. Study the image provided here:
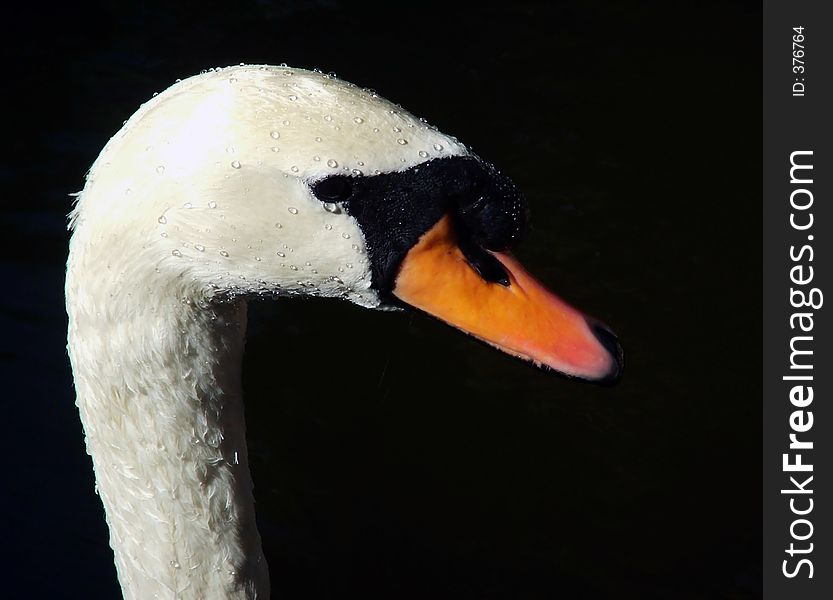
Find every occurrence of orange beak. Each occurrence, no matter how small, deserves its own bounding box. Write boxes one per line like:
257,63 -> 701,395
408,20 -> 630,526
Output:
392,215 -> 623,383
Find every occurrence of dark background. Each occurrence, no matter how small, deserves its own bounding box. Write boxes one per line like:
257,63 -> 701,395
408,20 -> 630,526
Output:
1,1 -> 760,598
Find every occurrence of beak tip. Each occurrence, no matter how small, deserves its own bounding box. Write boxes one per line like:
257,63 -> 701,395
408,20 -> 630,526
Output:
589,321 -> 624,386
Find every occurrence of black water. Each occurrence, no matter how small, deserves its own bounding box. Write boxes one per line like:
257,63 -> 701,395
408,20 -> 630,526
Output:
3,1 -> 760,598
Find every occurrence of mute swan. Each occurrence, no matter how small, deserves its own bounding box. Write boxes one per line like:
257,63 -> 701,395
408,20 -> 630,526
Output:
66,65 -> 622,599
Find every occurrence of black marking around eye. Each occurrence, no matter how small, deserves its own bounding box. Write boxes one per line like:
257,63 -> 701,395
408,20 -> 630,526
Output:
314,156 -> 528,297
311,175 -> 354,202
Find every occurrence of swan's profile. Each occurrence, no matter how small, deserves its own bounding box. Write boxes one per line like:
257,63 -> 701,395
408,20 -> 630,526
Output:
66,65 -> 622,599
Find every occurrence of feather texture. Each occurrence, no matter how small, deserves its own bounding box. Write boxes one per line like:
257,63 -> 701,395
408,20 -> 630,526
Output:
66,65 -> 467,599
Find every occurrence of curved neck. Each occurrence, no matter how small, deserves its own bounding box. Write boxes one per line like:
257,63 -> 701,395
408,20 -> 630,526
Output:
67,277 -> 269,599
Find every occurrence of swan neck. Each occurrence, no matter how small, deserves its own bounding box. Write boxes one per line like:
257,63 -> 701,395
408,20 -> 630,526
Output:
67,280 -> 269,599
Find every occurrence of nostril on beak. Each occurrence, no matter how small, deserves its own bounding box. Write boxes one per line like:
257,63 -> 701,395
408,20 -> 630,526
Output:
590,322 -> 624,385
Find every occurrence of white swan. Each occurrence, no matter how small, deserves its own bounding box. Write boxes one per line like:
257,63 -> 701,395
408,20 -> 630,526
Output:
66,65 -> 622,599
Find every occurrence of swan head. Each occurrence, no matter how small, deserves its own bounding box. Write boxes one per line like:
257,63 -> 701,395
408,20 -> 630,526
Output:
72,65 -> 622,383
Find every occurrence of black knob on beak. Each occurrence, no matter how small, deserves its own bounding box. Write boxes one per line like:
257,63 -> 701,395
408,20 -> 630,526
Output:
590,322 -> 624,385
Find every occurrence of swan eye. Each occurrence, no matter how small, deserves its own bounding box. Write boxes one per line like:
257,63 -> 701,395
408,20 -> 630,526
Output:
311,176 -> 353,202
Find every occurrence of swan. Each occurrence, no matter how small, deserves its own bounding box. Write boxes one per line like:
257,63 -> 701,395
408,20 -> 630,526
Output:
66,64 -> 622,599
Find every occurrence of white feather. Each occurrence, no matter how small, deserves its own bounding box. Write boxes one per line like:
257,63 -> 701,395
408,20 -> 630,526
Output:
66,65 -> 468,599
